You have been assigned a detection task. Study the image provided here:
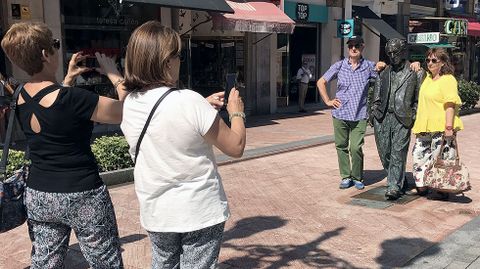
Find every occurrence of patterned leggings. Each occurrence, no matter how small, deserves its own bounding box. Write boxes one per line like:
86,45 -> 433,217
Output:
147,222 -> 225,269
25,185 -> 123,269
412,132 -> 457,187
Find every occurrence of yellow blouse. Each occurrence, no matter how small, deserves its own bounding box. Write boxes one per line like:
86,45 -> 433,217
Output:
412,74 -> 463,134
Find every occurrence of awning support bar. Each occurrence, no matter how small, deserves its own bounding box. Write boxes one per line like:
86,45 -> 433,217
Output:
181,17 -> 212,37
361,22 -> 380,38
253,33 -> 273,45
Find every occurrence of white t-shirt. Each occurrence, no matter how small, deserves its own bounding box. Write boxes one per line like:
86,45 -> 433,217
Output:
296,66 -> 312,84
120,87 -> 230,232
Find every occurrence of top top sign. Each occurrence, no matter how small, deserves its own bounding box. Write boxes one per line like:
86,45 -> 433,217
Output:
296,3 -> 309,21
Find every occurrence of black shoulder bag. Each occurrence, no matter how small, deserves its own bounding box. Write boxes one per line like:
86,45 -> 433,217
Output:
0,84 -> 29,233
134,88 -> 174,164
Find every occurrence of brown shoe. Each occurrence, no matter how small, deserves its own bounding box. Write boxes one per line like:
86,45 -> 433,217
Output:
428,191 -> 449,201
405,187 -> 429,196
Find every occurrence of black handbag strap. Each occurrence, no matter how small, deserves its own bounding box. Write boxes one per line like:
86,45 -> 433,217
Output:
0,84 -> 24,179
134,88 -> 175,164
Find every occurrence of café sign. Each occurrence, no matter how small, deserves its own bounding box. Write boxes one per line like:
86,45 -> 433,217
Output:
443,19 -> 468,36
407,32 -> 440,44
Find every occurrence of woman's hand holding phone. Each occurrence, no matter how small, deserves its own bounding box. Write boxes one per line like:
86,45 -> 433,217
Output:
226,88 -> 244,116
63,52 -> 91,86
95,52 -> 122,81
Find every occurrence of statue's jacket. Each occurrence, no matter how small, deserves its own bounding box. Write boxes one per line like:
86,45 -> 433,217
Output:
371,62 -> 426,128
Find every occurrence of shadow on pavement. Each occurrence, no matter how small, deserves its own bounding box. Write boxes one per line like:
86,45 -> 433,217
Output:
222,222 -> 365,269
245,111 -> 326,128
223,216 -> 288,242
426,192 -> 473,204
376,237 -> 440,269
363,170 -> 386,186
65,233 -> 147,269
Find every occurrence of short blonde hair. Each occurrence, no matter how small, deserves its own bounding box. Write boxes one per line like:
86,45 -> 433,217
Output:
124,21 -> 181,92
1,22 -> 54,76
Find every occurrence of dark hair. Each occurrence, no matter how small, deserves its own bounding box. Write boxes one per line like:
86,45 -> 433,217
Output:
124,21 -> 181,92
426,48 -> 454,76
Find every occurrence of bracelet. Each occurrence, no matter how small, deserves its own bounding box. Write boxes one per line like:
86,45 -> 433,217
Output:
229,112 -> 246,122
445,126 -> 453,131
113,78 -> 125,89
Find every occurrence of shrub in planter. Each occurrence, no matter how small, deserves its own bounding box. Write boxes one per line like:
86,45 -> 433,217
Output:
1,135 -> 133,177
91,135 -> 133,172
458,79 -> 480,110
0,149 -> 27,176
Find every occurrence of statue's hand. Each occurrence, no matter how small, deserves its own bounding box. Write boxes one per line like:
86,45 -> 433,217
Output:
368,114 -> 375,127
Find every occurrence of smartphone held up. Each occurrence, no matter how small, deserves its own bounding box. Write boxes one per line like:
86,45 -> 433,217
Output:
224,73 -> 237,107
78,56 -> 99,68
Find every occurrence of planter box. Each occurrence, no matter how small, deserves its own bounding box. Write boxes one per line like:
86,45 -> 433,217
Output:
100,167 -> 134,186
277,96 -> 289,107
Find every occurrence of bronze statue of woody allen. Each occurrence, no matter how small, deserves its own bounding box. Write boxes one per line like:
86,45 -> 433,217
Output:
370,38 -> 425,200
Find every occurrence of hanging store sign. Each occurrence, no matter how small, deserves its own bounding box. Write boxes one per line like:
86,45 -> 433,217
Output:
443,19 -> 468,36
407,32 -> 440,44
284,1 -> 328,23
337,19 -> 354,38
296,3 -> 309,21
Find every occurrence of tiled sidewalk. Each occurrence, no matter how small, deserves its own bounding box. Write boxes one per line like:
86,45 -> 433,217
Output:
1,107 -> 479,269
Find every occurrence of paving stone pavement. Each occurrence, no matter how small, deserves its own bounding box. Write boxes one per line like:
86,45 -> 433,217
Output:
0,105 -> 479,269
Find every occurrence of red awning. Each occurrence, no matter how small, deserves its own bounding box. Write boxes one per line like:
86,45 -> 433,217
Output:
212,1 -> 295,34
468,21 -> 480,37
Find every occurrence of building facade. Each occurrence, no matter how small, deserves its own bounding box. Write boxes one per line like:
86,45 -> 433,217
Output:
2,0 -> 477,115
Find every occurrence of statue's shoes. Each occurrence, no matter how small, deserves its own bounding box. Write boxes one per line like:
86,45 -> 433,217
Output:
385,189 -> 401,200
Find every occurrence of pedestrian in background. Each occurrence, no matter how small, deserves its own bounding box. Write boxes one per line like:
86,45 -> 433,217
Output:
316,36 -> 386,190
1,21 -> 127,268
411,48 -> 463,199
296,60 -> 312,113
120,21 -> 246,269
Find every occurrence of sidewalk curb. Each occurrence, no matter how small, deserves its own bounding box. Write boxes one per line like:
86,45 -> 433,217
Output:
402,215 -> 480,268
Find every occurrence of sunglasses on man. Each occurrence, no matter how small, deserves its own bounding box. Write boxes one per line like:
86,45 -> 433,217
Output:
348,44 -> 362,49
425,58 -> 439,64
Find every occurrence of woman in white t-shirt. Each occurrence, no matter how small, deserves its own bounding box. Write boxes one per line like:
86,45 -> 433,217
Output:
120,21 -> 246,268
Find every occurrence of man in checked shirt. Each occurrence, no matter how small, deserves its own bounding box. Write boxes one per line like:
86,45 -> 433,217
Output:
317,36 -> 419,190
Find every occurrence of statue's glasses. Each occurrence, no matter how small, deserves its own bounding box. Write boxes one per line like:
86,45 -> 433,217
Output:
386,50 -> 402,58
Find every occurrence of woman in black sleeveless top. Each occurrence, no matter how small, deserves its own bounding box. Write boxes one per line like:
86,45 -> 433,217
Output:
2,22 -> 126,268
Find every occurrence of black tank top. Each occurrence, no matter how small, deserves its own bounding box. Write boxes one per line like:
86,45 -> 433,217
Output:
16,84 -> 102,193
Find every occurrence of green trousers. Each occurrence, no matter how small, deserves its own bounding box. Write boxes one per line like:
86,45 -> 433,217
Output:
332,118 -> 367,181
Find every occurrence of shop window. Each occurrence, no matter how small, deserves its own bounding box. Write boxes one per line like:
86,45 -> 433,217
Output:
190,38 -> 245,97
61,0 -> 161,97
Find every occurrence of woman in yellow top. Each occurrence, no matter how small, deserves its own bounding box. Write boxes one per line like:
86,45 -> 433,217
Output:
411,48 -> 463,198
